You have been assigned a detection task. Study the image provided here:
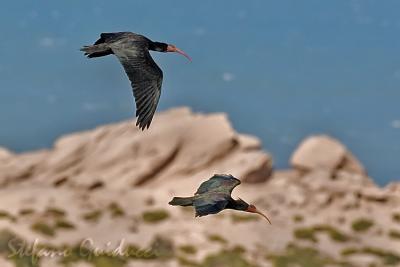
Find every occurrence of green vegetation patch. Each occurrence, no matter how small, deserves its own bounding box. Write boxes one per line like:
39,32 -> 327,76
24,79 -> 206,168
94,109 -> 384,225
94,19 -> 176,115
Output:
82,210 -> 103,223
142,209 -> 169,223
231,213 -> 259,223
19,208 -> 35,216
389,229 -> 400,240
88,255 -> 126,267
393,213 -> 400,223
351,218 -> 374,232
232,245 -> 246,254
0,210 -> 16,221
294,225 -> 350,243
1,229 -> 158,267
293,214 -> 304,223
341,247 -> 359,256
0,229 -> 23,253
12,255 -> 40,267
179,244 -> 198,255
178,249 -> 257,267
313,225 -> 350,242
149,235 -> 174,259
178,256 -> 199,267
207,234 -> 227,244
341,247 -> 400,265
61,245 -> 127,267
0,210 -> 11,218
0,230 -> 41,266
294,228 -> 318,242
45,207 -> 66,218
109,202 -> 125,217
201,249 -> 258,267
60,243 -> 156,266
31,221 -> 55,237
55,219 -> 76,230
267,245 -> 352,267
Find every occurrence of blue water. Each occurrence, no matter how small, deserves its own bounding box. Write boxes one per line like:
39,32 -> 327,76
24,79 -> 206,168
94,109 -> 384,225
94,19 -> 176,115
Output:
0,0 -> 399,185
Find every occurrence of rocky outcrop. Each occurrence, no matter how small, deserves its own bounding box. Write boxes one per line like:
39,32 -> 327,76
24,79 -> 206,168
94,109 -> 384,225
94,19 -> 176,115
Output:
290,135 -> 366,175
0,108 -> 273,189
0,108 -> 398,267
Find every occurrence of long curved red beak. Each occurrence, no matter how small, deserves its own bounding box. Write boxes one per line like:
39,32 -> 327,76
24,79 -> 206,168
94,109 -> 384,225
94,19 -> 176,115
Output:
167,45 -> 192,62
247,205 -> 272,224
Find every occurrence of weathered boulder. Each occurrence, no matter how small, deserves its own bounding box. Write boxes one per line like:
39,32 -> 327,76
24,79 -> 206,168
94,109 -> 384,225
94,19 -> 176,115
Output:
290,135 -> 365,175
0,148 -> 13,162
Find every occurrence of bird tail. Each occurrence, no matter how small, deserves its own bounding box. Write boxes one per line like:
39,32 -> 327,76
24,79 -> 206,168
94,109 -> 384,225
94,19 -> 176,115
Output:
80,44 -> 113,58
169,197 -> 194,206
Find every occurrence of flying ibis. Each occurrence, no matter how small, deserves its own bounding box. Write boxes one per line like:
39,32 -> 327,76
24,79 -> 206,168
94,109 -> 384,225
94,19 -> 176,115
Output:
169,174 -> 272,224
80,32 -> 191,130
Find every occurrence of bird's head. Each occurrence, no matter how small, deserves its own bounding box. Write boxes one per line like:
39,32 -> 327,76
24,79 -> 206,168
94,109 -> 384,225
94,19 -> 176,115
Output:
244,202 -> 272,224
149,42 -> 191,61
166,44 -> 192,62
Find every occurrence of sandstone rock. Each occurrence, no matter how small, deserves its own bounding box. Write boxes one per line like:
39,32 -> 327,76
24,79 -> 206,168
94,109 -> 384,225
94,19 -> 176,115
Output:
340,192 -> 359,210
0,108 -> 397,267
236,134 -> 262,150
335,170 -> 373,186
313,192 -> 332,207
291,135 -> 346,172
272,169 -> 302,180
346,254 -> 379,267
285,184 -> 307,206
0,150 -> 48,186
0,108 -> 273,189
0,147 -> 13,162
290,135 -> 365,175
239,152 -> 273,183
301,169 -> 333,191
341,151 -> 366,175
385,182 -> 400,194
359,186 -> 388,203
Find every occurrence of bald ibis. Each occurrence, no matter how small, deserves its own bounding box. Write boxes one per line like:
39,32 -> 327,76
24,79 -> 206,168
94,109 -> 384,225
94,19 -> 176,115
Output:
80,32 -> 191,130
169,174 -> 271,224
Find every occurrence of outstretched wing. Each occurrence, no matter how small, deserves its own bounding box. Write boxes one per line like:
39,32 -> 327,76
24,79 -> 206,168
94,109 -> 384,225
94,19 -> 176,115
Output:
195,174 -> 241,195
111,45 -> 163,130
94,32 -> 124,45
193,193 -> 228,217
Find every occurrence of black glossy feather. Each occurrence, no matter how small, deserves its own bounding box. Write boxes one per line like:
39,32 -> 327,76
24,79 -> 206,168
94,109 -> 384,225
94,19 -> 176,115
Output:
111,46 -> 162,130
168,174 -> 246,217
81,32 -> 164,130
195,174 -> 241,195
193,193 -> 228,217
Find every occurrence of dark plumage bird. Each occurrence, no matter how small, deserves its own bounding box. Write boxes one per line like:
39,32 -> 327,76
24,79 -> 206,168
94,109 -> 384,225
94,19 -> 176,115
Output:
169,174 -> 272,224
80,32 -> 191,130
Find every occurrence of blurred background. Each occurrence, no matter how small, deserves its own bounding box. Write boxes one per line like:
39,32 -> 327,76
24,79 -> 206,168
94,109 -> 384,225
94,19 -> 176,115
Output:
1,1 -> 400,267
0,0 -> 400,185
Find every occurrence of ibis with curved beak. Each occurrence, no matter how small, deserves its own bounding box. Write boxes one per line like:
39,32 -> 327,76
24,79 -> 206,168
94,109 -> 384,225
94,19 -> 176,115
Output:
169,174 -> 272,224
81,32 -> 191,130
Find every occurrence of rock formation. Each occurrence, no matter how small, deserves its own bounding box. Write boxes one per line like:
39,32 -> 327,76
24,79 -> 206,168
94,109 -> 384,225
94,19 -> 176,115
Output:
0,108 -> 398,267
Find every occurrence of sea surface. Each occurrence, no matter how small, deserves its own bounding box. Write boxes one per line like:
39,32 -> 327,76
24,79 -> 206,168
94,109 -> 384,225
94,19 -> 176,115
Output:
0,0 -> 399,185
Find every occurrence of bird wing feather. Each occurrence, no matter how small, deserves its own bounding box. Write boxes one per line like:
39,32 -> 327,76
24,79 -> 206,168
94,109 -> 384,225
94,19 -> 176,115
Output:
195,174 -> 241,195
96,32 -> 145,44
193,193 -> 228,217
111,45 -> 163,130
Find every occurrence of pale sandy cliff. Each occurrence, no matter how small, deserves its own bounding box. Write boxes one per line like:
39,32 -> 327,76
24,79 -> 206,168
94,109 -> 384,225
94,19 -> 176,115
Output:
0,107 -> 399,267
